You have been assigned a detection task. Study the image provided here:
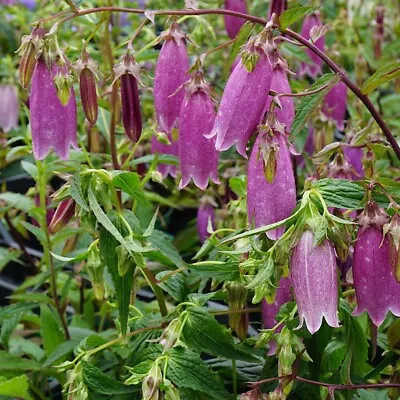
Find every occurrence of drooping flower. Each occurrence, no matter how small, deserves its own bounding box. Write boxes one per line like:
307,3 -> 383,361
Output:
151,135 -> 178,178
290,230 -> 340,334
299,13 -> 325,78
262,61 -> 295,131
207,30 -> 275,157
322,81 -> 347,131
30,58 -> 77,160
114,54 -> 142,142
224,0 -> 248,39
154,22 -> 190,134
343,146 -> 364,179
0,85 -> 19,132
197,199 -> 215,243
353,203 -> 400,326
247,129 -> 296,240
179,71 -> 219,190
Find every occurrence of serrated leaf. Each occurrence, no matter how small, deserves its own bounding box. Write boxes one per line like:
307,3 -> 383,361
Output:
70,173 -> 90,212
0,375 -> 32,400
291,73 -> 338,137
362,61 -> 400,95
40,305 -> 65,356
279,6 -> 317,30
81,361 -> 136,395
167,347 -> 230,400
182,307 -> 256,362
148,230 -> 185,267
189,261 -> 239,281
156,271 -> 189,302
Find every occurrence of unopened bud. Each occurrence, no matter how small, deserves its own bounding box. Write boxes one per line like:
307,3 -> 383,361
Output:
142,363 -> 162,400
49,198 -> 75,234
86,243 -> 104,300
160,318 -> 181,351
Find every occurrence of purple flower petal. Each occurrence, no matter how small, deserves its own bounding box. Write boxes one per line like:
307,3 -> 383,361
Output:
0,85 -> 19,132
224,0 -> 248,39
322,81 -> 347,130
197,203 -> 215,243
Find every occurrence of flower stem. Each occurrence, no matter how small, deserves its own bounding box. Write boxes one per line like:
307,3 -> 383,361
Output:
36,160 -> 70,340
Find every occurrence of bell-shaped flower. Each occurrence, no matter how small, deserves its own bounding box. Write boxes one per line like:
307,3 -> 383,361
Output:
353,203 -> 400,325
179,71 -> 219,190
30,58 -> 77,160
247,127 -> 296,240
0,85 -> 19,132
299,13 -> 325,78
262,61 -> 295,131
322,81 -> 347,131
151,134 -> 178,178
224,0 -> 248,39
197,198 -> 215,243
343,146 -> 364,179
207,30 -> 275,157
291,230 -> 340,334
154,22 -> 190,134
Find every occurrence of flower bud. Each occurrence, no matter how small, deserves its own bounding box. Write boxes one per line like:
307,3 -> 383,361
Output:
268,0 -> 287,19
114,54 -> 142,142
86,243 -> 105,300
224,0 -> 248,39
299,13 -> 325,78
384,214 -> 400,282
374,5 -> 384,59
197,198 -> 216,243
75,49 -> 99,125
154,22 -> 189,135
207,31 -> 274,157
226,282 -> 249,340
48,198 -> 75,234
18,27 -> 45,89
0,85 -> 19,132
247,131 -> 296,240
353,225 -> 400,326
290,230 -> 340,334
159,318 -> 181,351
178,71 -> 219,190
30,58 -> 78,160
142,363 -> 162,400
322,81 -> 347,131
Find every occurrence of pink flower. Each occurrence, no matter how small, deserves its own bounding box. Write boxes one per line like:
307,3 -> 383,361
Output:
30,58 -> 77,160
179,72 -> 219,190
197,201 -> 215,243
299,13 -> 325,78
151,135 -> 178,178
0,85 -> 19,132
268,0 -> 287,19
291,230 -> 340,334
343,146 -> 364,179
322,81 -> 347,131
207,34 -> 274,157
224,0 -> 248,39
154,22 -> 190,134
353,226 -> 400,326
247,131 -> 296,240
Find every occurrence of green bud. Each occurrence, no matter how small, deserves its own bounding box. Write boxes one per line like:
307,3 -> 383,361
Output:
160,318 -> 181,351
86,243 -> 104,300
142,363 -> 162,400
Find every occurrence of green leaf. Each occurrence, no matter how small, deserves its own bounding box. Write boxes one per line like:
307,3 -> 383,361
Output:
229,176 -> 247,198
279,5 -> 317,30
70,173 -> 90,212
99,212 -> 134,335
0,192 -> 34,213
362,61 -> 400,95
42,340 -> 80,368
0,308 -> 26,347
21,161 -> 38,181
167,347 -> 230,400
0,247 -> 22,272
81,361 -> 136,395
113,171 -> 148,206
0,350 -> 40,371
189,261 -> 239,281
227,22 -> 254,73
40,305 -> 65,356
156,271 -> 189,303
130,154 -> 179,166
0,375 -> 32,400
182,307 -> 256,362
125,360 -> 153,385
291,73 -> 339,137
148,230 -> 185,267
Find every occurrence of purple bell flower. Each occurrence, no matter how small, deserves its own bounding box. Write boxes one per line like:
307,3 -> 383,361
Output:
197,200 -> 215,243
291,230 -> 340,334
30,58 -> 77,160
224,0 -> 248,39
154,22 -> 190,134
268,0 -> 287,19
322,81 -> 347,131
343,146 -> 364,179
207,32 -> 274,157
353,203 -> 400,326
151,135 -> 178,178
299,13 -> 325,78
262,61 -> 295,130
179,71 -> 219,190
0,85 -> 19,132
247,130 -> 296,240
